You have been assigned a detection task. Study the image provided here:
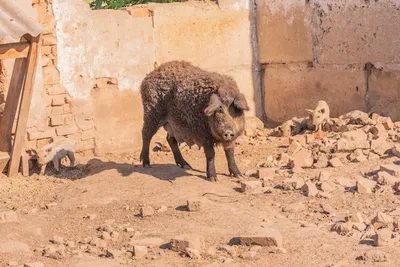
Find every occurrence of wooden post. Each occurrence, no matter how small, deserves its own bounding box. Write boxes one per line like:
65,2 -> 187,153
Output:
8,35 -> 41,176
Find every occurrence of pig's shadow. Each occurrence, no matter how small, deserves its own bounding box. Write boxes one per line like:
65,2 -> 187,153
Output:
33,158 -> 208,181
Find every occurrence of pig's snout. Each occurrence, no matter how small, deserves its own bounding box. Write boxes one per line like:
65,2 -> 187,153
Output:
223,129 -> 235,141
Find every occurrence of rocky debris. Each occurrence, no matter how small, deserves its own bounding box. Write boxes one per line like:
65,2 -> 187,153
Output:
334,177 -> 354,188
84,214 -> 97,220
392,144 -> 400,157
356,177 -> 377,194
371,212 -> 393,230
376,171 -> 400,186
245,117 -> 264,137
238,228 -> 283,248
320,182 -> 335,192
288,149 -> 313,169
187,197 -> 205,212
282,175 -> 305,190
43,244 -> 66,259
352,222 -> 367,232
321,204 -> 335,215
373,228 -> 392,247
170,234 -> 205,252
140,206 -> 155,217
345,212 -> 364,223
133,245 -> 148,258
24,263 -> 45,267
157,205 -> 168,213
239,250 -> 258,260
185,247 -> 201,259
282,202 -> 306,213
331,221 -> 353,236
218,245 -> 237,256
363,249 -> 388,262
348,149 -> 367,162
130,237 -> 165,248
337,130 -> 369,151
301,181 -> 319,197
314,154 -> 329,168
380,164 -> 400,177
105,249 -> 123,259
329,157 -> 343,167
257,168 -> 276,181
0,211 -> 18,223
241,181 -> 263,193
51,235 -> 64,245
287,141 -> 302,156
370,138 -> 392,156
317,171 -> 330,181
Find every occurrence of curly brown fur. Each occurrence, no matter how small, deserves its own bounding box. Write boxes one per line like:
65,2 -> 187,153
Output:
139,61 -> 249,181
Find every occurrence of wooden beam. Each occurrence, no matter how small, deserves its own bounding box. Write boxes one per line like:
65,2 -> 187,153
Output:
8,35 -> 41,176
0,57 -> 27,152
0,42 -> 30,60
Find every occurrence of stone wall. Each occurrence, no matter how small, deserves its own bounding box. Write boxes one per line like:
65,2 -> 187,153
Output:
257,0 -> 400,124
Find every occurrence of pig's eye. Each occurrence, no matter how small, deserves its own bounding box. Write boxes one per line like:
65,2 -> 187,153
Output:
218,107 -> 223,113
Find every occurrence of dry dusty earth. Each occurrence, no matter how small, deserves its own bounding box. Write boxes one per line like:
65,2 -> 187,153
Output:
1,121 -> 400,267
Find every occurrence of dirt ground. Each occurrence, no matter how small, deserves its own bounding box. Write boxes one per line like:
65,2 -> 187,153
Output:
0,129 -> 399,267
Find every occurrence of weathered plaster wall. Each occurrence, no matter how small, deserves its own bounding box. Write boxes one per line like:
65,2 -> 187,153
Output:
257,0 -> 400,124
52,0 -> 260,154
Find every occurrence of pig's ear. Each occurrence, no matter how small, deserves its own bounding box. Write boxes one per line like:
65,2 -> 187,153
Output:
204,94 -> 222,116
31,149 -> 37,156
306,109 -> 314,115
233,93 -> 249,111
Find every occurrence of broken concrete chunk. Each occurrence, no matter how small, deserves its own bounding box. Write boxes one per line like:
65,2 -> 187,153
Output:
329,157 -> 343,168
185,247 -> 201,259
373,228 -> 392,247
288,149 -> 313,168
287,141 -> 302,156
140,206 -> 155,217
392,144 -> 400,158
187,197 -> 205,212
257,168 -> 276,181
363,250 -> 388,262
380,164 -> 400,177
371,212 -> 393,230
133,245 -> 148,258
376,171 -> 400,186
301,181 -> 319,197
238,228 -> 283,248
170,234 -> 205,252
356,177 -> 377,194
241,181 -> 263,193
317,171 -> 330,181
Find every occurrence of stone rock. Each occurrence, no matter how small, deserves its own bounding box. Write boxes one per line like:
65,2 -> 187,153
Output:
331,221 -> 352,236
282,202 -> 306,213
392,144 -> 400,157
335,177 -> 354,188
185,247 -> 201,259
140,206 -> 155,217
371,212 -> 393,230
218,245 -> 237,256
257,168 -> 276,181
239,251 -> 257,260
329,157 -> 343,168
380,164 -> 400,177
157,206 -> 168,213
24,263 -> 45,267
352,222 -> 366,232
345,212 -> 364,223
250,245 -> 262,252
51,235 -> 64,245
381,117 -> 394,130
336,130 -> 369,151
170,234 -> 205,252
133,245 -> 148,258
348,149 -> 367,162
43,244 -> 66,260
314,154 -> 329,168
301,181 -> 319,197
106,249 -> 123,259
288,149 -> 313,168
317,191 -> 331,199
282,175 -> 305,190
238,228 -> 283,248
84,214 -> 97,220
320,182 -> 335,192
321,204 -> 335,215
356,177 -> 377,194
0,211 -> 18,223
245,117 -> 264,137
370,124 -> 388,138
373,228 -> 392,247
376,171 -> 400,186
371,138 -> 392,156
187,197 -> 205,212
317,171 -> 331,181
287,141 -> 302,156
101,232 -> 112,240
363,250 -> 388,262
130,237 -> 165,248
241,181 -> 263,193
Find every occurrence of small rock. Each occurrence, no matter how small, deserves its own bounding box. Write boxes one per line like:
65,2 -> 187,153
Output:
335,177 -> 354,188
187,197 -> 205,212
363,249 -> 388,262
66,241 -> 75,248
125,227 -> 134,232
317,171 -> 330,181
282,202 -> 306,213
317,191 -> 331,199
371,212 -> 393,230
101,232 -> 112,240
43,244 -> 66,260
371,138 -> 392,156
186,247 -> 201,259
218,245 -> 237,256
345,212 -> 364,223
356,177 -> 377,194
238,228 -> 283,248
380,164 -> 400,177
301,181 -> 319,197
392,144 -> 400,157
331,221 -> 352,236
376,171 -> 400,186
157,205 -> 168,213
239,251 -> 257,260
133,245 -> 148,258
321,204 -> 335,215
51,235 -> 64,245
250,245 -> 262,252
314,154 -> 329,168
130,237 -> 165,248
320,182 -> 335,192
170,234 -> 205,252
140,206 -> 155,217
84,214 -> 97,220
370,124 -> 387,138
241,181 -> 263,193
24,263 -> 45,267
45,203 -> 58,209
348,149 -> 367,162
373,228 -> 392,247
0,211 -> 18,223
381,117 -> 394,130
289,149 -> 313,168
329,157 -> 343,168
352,222 -> 366,232
106,249 -> 123,258
287,141 -> 302,156
257,168 -> 276,181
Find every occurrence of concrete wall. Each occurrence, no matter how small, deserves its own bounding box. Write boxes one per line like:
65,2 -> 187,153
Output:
51,0 -> 260,154
257,0 -> 400,124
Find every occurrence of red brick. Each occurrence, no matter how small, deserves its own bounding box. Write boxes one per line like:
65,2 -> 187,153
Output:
63,104 -> 71,114
81,129 -> 95,141
56,125 -> 78,136
51,95 -> 66,106
50,115 -> 64,126
64,114 -> 75,125
43,66 -> 60,85
42,34 -> 56,46
27,127 -> 56,140
51,106 -> 63,116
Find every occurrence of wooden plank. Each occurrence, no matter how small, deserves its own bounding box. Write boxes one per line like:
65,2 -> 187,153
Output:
0,152 -> 10,173
20,151 -> 29,177
0,42 -> 30,60
8,35 -> 41,176
0,57 -> 27,152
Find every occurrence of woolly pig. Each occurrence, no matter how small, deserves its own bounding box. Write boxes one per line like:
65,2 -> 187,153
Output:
139,61 -> 249,181
32,138 -> 76,175
306,100 -> 330,132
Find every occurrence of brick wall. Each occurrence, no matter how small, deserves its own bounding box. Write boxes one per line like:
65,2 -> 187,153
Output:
28,0 -> 96,156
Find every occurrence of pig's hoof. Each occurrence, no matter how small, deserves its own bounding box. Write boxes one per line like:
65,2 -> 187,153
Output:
143,163 -> 151,168
208,175 -> 218,182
